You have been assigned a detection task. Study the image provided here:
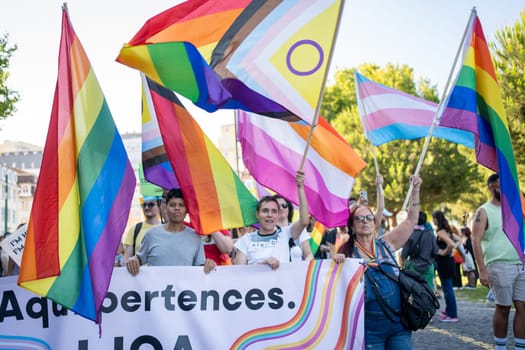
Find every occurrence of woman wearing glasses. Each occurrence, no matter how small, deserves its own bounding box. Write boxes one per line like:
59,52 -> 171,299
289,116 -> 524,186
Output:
272,194 -> 313,262
332,175 -> 422,349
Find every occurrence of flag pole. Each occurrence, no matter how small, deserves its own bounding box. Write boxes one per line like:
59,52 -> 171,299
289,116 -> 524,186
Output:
299,0 -> 346,171
233,109 -> 241,176
400,7 -> 477,211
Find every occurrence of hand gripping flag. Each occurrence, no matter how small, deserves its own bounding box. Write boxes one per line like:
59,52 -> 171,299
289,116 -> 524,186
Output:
18,6 -> 136,323
440,12 -> 524,261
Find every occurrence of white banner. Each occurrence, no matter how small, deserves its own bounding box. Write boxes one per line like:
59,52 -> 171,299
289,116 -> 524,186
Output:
0,259 -> 364,349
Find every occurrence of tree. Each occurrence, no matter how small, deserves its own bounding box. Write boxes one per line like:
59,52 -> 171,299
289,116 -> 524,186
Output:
320,64 -> 484,219
491,11 -> 525,190
0,33 -> 19,120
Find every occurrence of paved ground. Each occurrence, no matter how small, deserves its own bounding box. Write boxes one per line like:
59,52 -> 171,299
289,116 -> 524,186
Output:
413,297 -> 516,349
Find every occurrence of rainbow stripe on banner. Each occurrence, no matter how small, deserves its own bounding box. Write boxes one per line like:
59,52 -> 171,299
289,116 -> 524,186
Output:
18,7 -> 135,323
142,76 -> 258,234
231,260 -> 364,349
440,12 -> 524,261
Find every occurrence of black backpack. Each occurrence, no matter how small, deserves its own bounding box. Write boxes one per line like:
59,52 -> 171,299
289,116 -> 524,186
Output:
369,241 -> 440,331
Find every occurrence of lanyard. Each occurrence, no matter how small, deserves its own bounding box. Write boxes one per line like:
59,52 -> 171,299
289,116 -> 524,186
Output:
355,239 -> 378,267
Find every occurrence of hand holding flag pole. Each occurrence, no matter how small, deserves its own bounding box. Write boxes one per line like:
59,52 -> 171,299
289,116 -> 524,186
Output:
400,8 -> 478,211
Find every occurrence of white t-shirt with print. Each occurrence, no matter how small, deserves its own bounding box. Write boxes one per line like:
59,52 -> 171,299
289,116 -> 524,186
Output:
234,226 -> 292,264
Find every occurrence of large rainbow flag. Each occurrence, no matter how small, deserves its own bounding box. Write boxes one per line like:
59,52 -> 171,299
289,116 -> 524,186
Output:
237,111 -> 366,228
142,76 -> 258,234
440,12 -> 524,261
117,0 -> 345,125
18,7 -> 135,323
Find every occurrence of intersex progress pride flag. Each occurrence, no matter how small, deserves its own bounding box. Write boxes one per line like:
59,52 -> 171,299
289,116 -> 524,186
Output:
440,13 -> 524,261
18,7 -> 135,323
238,111 -> 366,227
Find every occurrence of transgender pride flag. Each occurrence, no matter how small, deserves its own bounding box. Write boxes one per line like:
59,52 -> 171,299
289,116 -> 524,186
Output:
355,71 -> 474,148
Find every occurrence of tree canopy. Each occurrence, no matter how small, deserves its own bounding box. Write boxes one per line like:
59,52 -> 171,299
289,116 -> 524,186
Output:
320,63 -> 485,221
0,33 -> 19,120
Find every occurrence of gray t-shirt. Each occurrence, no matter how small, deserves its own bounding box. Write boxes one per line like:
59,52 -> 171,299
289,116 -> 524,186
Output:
136,225 -> 205,266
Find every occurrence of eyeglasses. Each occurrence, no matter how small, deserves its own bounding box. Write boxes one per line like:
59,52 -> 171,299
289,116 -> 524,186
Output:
280,203 -> 288,209
141,202 -> 157,209
354,214 -> 375,223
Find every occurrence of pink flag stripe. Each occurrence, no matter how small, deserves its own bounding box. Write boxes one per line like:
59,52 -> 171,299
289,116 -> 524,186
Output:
365,108 -> 437,129
358,80 -> 438,108
238,111 -> 365,227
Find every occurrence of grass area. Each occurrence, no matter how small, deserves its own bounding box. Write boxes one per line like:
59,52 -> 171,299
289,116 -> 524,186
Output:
454,286 -> 490,303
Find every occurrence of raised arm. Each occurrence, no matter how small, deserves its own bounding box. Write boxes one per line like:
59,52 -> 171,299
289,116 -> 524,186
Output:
290,170 -> 309,240
383,175 -> 421,250
471,207 -> 489,287
211,231 -> 234,255
374,175 -> 385,231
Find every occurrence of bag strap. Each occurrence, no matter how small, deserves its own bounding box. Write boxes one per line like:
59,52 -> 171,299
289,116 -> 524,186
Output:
132,222 -> 143,255
365,267 -> 400,322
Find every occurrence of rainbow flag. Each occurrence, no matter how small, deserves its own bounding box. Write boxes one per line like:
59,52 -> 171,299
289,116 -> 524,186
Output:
237,111 -> 366,228
309,221 -> 326,256
141,75 -> 179,190
17,7 -> 135,323
117,0 -> 345,125
355,71 -> 474,148
142,76 -> 258,234
440,12 -> 524,261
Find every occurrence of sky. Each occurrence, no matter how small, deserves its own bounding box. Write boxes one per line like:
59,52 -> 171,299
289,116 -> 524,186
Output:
0,0 -> 523,148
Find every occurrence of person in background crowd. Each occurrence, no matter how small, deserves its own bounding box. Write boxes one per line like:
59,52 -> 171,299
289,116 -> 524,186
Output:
472,173 -> 525,350
401,211 -> 439,291
122,196 -> 162,264
460,226 -> 478,288
126,188 -> 216,275
432,210 -> 459,323
332,175 -> 422,348
272,194 -> 313,262
232,171 -> 309,269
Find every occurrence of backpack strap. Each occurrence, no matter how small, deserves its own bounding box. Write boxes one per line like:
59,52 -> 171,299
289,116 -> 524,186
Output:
132,222 -> 143,255
365,265 -> 400,322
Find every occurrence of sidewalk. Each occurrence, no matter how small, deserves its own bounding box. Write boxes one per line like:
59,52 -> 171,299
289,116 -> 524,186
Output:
413,298 -> 515,349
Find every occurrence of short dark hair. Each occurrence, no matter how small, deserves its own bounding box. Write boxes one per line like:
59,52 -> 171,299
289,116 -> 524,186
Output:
166,188 -> 184,204
256,196 -> 279,212
272,194 -> 294,223
487,173 -> 499,185
417,211 -> 427,226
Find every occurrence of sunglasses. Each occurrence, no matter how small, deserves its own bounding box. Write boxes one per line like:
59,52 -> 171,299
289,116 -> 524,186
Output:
141,202 -> 157,209
354,214 -> 375,223
280,203 -> 288,209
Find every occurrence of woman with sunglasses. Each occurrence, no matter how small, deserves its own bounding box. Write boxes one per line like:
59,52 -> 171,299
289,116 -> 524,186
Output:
272,194 -> 313,262
332,175 -> 422,349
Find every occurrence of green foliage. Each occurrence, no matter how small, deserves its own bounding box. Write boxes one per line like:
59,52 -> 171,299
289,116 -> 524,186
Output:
0,33 -> 19,119
321,64 -> 485,218
490,11 -> 525,190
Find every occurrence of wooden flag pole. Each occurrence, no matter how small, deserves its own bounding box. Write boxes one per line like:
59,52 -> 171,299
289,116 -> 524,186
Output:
299,0 -> 346,171
233,109 -> 241,176
400,8 -> 477,211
